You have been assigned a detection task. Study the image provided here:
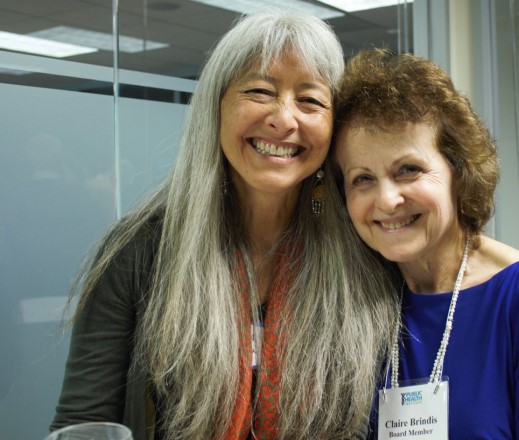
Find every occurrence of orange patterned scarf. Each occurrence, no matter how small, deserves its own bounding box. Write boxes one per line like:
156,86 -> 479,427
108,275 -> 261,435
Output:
223,251 -> 289,439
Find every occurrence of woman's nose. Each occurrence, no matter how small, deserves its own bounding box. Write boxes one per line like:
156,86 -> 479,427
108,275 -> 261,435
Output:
266,100 -> 298,135
375,180 -> 405,212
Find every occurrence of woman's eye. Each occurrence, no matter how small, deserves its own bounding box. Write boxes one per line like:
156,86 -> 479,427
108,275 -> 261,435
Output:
399,165 -> 421,176
351,174 -> 374,186
246,88 -> 274,96
302,97 -> 320,105
299,96 -> 327,108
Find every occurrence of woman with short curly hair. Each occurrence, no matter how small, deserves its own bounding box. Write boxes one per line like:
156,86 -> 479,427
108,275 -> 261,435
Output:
333,48 -> 519,438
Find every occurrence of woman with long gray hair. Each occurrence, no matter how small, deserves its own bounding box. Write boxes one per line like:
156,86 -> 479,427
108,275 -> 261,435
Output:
51,10 -> 399,440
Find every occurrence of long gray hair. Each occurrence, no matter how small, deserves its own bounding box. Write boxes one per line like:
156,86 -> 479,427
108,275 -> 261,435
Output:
70,10 -> 399,440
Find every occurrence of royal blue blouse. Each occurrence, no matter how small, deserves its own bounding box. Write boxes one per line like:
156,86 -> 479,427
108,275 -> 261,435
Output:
372,262 -> 519,439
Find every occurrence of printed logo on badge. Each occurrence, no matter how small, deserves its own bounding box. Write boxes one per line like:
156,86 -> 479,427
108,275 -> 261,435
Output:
401,390 -> 423,405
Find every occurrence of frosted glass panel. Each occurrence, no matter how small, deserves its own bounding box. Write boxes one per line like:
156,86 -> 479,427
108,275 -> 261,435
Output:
0,83 -> 115,440
119,98 -> 186,213
0,80 -> 188,440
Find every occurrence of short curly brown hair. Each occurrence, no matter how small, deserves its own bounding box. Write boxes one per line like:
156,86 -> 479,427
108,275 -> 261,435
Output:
333,48 -> 499,247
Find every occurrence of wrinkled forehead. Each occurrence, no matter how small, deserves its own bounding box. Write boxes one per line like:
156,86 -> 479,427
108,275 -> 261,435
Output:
338,114 -> 439,138
236,46 -> 329,87
333,119 -> 441,162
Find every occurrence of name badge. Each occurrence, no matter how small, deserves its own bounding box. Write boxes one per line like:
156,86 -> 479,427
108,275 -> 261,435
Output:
378,381 -> 449,439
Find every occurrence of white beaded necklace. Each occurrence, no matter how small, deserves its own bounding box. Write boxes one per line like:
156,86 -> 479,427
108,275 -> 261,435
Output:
390,235 -> 471,389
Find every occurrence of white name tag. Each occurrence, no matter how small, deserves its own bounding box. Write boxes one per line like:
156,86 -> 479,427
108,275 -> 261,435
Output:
378,381 -> 449,439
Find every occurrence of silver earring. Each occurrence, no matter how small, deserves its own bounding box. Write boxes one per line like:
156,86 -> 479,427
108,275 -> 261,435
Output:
221,175 -> 229,196
311,169 -> 325,216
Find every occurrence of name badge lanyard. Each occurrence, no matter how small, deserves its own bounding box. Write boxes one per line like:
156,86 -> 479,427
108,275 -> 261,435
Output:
378,235 -> 471,439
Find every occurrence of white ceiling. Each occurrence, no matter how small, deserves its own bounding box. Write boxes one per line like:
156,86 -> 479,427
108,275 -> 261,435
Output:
0,0 -> 413,90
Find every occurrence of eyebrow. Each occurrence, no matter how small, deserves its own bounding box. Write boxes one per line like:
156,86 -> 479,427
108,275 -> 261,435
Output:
343,151 -> 427,175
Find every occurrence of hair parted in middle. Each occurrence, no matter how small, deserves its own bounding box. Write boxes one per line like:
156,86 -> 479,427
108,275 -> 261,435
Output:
71,11 -> 400,440
333,48 -> 499,248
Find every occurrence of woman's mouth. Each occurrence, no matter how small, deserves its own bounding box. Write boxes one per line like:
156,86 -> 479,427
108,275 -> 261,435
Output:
378,214 -> 420,230
251,139 -> 300,158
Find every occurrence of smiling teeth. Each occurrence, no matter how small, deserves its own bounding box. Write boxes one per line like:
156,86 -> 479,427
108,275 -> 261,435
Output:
380,215 -> 419,230
253,140 -> 298,158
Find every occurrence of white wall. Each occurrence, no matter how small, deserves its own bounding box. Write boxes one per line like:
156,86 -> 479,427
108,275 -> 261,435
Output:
414,0 -> 519,248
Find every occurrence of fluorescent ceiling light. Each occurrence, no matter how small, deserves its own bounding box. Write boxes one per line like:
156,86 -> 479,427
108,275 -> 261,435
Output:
190,0 -> 344,20
317,0 -> 413,12
31,26 -> 169,54
0,31 -> 97,58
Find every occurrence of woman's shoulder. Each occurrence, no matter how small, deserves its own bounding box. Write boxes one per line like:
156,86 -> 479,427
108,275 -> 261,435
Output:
116,214 -> 163,266
464,235 -> 519,288
133,214 -> 164,246
479,235 -> 519,265
93,213 -> 164,290
89,214 -> 164,304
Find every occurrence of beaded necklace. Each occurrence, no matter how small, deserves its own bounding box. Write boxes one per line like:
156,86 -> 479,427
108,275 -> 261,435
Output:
390,235 -> 471,389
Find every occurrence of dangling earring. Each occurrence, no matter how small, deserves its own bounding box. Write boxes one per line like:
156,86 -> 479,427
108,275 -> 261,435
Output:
221,179 -> 229,196
221,172 -> 230,196
311,168 -> 325,216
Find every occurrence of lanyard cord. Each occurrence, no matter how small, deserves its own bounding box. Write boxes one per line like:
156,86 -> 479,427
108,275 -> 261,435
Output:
387,235 -> 471,390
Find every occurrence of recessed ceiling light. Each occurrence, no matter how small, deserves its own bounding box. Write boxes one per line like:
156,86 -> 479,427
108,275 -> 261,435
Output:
190,0 -> 344,20
0,31 -> 97,58
317,0 -> 413,13
31,26 -> 169,54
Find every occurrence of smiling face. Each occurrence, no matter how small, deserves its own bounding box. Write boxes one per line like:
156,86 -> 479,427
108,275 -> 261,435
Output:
219,50 -> 333,203
336,122 -> 462,266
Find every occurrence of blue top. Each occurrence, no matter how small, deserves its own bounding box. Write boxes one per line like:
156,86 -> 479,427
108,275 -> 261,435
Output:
371,261 -> 519,439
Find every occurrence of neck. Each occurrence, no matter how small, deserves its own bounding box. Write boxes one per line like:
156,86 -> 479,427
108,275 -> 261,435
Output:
235,189 -> 299,254
399,230 -> 467,294
234,185 -> 300,303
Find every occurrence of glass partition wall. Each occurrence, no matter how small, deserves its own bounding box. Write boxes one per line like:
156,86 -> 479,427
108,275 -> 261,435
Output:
2,1 -> 517,439
0,4 -> 117,440
0,1 -> 195,438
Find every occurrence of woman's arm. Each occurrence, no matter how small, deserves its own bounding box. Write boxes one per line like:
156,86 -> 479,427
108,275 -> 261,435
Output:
51,223 -> 157,430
